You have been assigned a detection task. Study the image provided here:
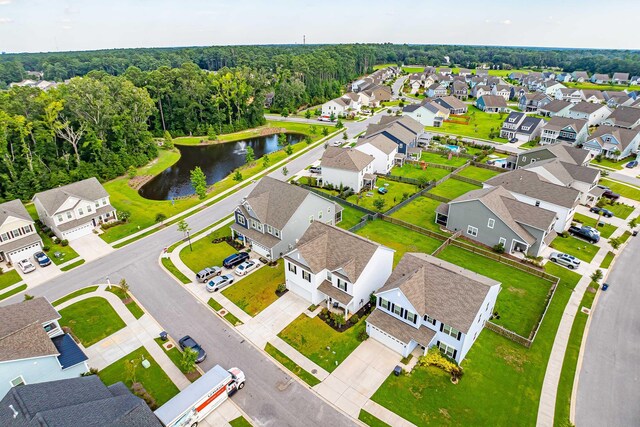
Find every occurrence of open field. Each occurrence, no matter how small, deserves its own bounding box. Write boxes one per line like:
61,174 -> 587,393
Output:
420,151 -> 469,167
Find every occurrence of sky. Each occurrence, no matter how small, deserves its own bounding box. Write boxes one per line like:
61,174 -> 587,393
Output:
1,0 -> 639,53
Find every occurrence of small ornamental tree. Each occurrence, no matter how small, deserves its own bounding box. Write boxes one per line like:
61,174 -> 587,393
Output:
180,348 -> 199,373
245,146 -> 255,164
373,197 -> 386,212
281,107 -> 290,118
155,213 -> 167,224
190,166 -> 207,200
207,125 -> 217,141
262,154 -> 270,168
322,127 -> 329,137
233,170 -> 243,181
285,145 -> 293,155
305,110 -> 312,119
127,165 -> 136,179
282,166 -> 289,177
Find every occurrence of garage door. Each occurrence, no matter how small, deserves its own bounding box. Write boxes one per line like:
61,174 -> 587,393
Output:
249,240 -> 270,258
286,280 -> 313,302
63,223 -> 93,240
8,242 -> 43,264
367,323 -> 408,356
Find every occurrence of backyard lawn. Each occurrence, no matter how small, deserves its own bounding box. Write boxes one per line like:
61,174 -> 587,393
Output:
337,203 -> 367,230
550,236 -> 600,263
390,164 -> 451,182
0,270 -> 22,291
455,165 -> 501,182
428,178 -> 481,200
389,196 -> 449,234
436,245 -> 553,337
278,314 -> 367,373
600,178 -> 640,202
222,260 -> 285,316
180,235 -> 236,274
420,151 -> 469,167
354,220 -> 444,265
371,262 -> 581,427
601,202 -> 635,220
425,106 -> 509,143
345,178 -> 419,212
59,296 -> 126,346
98,346 -> 179,407
573,213 -> 617,239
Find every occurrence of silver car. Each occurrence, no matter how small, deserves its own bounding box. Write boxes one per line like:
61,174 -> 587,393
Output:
206,274 -> 235,292
549,252 -> 581,270
196,266 -> 221,283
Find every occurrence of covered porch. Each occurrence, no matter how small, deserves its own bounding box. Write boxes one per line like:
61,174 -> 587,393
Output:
318,279 -> 354,318
363,173 -> 377,191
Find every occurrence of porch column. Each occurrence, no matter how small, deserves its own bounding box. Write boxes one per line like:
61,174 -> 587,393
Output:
344,305 -> 349,318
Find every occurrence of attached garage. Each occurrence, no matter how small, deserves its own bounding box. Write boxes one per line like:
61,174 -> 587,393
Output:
366,309 -> 436,359
0,232 -> 43,264
248,239 -> 271,258
62,222 -> 94,241
367,322 -> 410,357
7,241 -> 42,264
286,279 -> 313,302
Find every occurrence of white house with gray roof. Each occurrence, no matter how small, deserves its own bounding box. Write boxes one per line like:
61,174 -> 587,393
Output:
0,200 -> 42,264
0,298 -> 89,399
402,102 -> 449,127
584,126 -> 640,160
602,106 -> 640,129
367,253 -> 500,362
231,177 -> 341,259
320,147 -> 375,193
284,222 -> 394,318
522,159 -> 601,205
354,134 -> 398,174
32,178 -> 116,241
499,112 -> 545,142
557,101 -> 611,127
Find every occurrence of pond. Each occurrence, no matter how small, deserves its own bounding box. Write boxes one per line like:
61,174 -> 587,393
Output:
139,133 -> 304,200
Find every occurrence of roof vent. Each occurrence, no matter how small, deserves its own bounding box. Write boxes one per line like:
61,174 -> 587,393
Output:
9,404 -> 18,419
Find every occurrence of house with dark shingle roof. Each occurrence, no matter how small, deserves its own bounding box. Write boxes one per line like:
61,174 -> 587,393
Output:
584,126 -> 640,161
0,200 -> 42,264
451,80 -> 469,100
558,101 -> 612,127
402,101 -> 449,127
367,252 -> 500,362
514,142 -> 592,169
32,177 -> 116,241
426,83 -> 447,98
0,298 -> 89,398
231,177 -> 342,259
540,116 -> 589,145
320,147 -> 376,193
431,95 -> 468,115
499,112 -> 545,142
361,116 -> 424,155
602,106 -> 640,129
519,92 -> 552,112
522,159 -> 602,205
284,222 -> 394,318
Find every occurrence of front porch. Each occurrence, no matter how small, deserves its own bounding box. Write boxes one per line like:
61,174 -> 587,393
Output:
318,279 -> 355,318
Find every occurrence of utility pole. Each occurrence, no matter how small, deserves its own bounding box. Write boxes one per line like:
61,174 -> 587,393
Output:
303,35 -> 306,45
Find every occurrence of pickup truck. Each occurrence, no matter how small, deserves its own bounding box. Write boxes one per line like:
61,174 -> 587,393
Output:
568,225 -> 600,243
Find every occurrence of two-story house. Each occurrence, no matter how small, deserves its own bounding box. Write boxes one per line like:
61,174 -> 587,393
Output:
475,95 -> 508,113
491,84 -> 513,101
451,80 -> 469,100
557,102 -> 611,127
499,112 -> 545,142
402,101 -> 450,127
538,100 -> 574,118
284,222 -> 394,318
540,117 -> 589,146
354,134 -> 398,174
431,95 -> 468,115
367,253 -> 500,363
612,72 -> 630,85
584,126 -> 640,161
361,116 -> 424,155
0,297 -> 89,398
513,142 -> 592,169
591,73 -> 610,84
602,106 -> 640,129
426,83 -> 447,98
230,177 -> 342,260
554,88 -> 583,103
572,71 -> 589,82
519,92 -> 552,112
581,89 -> 605,104
0,200 -> 42,264
522,159 -> 601,205
320,147 -> 375,193
321,97 -> 352,118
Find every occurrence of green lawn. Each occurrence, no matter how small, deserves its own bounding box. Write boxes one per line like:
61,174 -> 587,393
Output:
600,251 -> 615,269
222,260 -> 285,317
354,220 -> 444,266
371,262 -> 582,427
180,237 -> 236,274
550,236 -> 600,263
207,298 -> 243,326
565,81 -> 640,92
264,343 -> 320,387
337,203 -> 367,230
161,258 -> 191,284
601,202 -> 635,220
619,230 -> 632,244
0,270 -> 22,291
359,409 -> 392,427
390,164 -> 451,182
436,245 -> 553,337
229,416 -> 253,427
59,296 -> 126,346
345,178 -> 419,212
40,230 -> 80,266
455,165 -> 501,182
0,284 -> 27,301
600,178 -> 640,202
426,106 -> 509,143
106,286 -> 144,319
153,337 -> 201,381
428,178 -> 481,200
420,151 -> 469,167
98,346 -> 179,407
278,314 -> 367,373
52,286 -> 99,306
590,156 -> 633,170
389,196 -> 449,234
60,259 -> 85,271
573,213 -> 617,239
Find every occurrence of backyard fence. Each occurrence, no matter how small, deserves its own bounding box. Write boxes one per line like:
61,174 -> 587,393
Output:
485,322 -> 533,348
348,214 -> 379,233
470,160 -> 509,173
422,192 -> 452,203
383,183 -> 436,216
379,173 -> 424,186
379,215 -> 449,242
450,174 -> 484,187
421,147 -> 475,160
405,158 -> 458,171
300,184 -> 377,215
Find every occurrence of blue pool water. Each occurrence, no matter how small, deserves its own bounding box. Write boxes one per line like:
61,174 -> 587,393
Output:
444,144 -> 461,152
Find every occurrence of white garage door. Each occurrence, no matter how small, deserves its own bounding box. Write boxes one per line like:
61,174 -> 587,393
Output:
63,223 -> 93,240
367,323 -> 408,356
8,242 -> 43,264
249,240 -> 270,258
286,280 -> 312,302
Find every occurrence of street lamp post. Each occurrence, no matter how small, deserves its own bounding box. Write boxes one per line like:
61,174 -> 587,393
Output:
187,230 -> 193,251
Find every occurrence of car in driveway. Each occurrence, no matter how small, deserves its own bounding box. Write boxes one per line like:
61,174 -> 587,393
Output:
33,251 -> 51,267
223,252 -> 250,269
206,274 -> 235,292
178,335 -> 207,363
196,266 -> 222,283
309,166 -> 322,174
626,160 -> 638,168
235,259 -> 259,276
597,185 -> 620,201
509,138 -> 518,144
590,206 -> 614,218
549,252 -> 581,269
17,259 -> 36,274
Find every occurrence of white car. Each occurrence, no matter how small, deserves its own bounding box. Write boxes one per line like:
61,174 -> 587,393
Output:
17,259 -> 36,274
234,259 -> 259,276
549,252 -> 581,270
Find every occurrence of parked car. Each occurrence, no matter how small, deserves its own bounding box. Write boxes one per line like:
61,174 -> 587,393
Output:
33,251 -> 51,267
625,160 -> 638,168
309,166 -> 322,174
223,252 -> 250,269
235,259 -> 259,276
568,225 -> 600,243
378,186 -> 388,195
178,335 -> 207,363
589,206 -> 614,218
549,252 -> 581,269
509,138 -> 518,144
196,266 -> 222,283
17,259 -> 36,274
601,190 -> 620,201
206,274 -> 235,292
330,140 -> 342,147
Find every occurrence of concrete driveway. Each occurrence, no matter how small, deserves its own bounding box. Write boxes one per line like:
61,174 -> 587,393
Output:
70,233 -> 114,262
17,262 -> 62,288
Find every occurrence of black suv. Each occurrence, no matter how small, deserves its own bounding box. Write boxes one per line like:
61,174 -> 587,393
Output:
178,335 -> 207,363
223,252 -> 250,269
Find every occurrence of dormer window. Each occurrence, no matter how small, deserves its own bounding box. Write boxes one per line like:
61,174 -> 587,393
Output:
57,215 -> 63,222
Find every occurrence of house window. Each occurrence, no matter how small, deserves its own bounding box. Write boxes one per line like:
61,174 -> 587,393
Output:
393,305 -> 402,317
102,199 -> 107,206
78,208 -> 84,215
309,215 -> 314,224
326,271 -> 332,281
237,215 -> 246,226
318,211 -> 323,220
22,225 -> 32,234
466,225 -> 478,237
302,270 -> 311,282
424,314 -> 436,325
0,232 -> 8,242
288,263 -> 297,274
87,205 -> 92,213
487,218 -> 495,229
442,324 -> 460,339
337,278 -> 347,292
57,215 -> 63,222
438,342 -> 456,359
327,207 -> 331,213
10,376 -> 25,388
274,229 -> 280,238
407,312 -> 417,324
499,237 -> 506,246
380,298 -> 390,310
67,212 -> 72,219
266,225 -> 273,234
95,201 -> 100,207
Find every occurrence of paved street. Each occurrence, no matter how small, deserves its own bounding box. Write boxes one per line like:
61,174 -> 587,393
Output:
575,234 -> 640,427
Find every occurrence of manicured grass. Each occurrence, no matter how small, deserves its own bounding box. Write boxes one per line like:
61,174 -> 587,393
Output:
600,251 -> 615,269
389,196 -> 449,234
554,285 -> 597,427
355,220 -> 444,266
390,164 -> 451,182
359,409 -> 391,427
208,298 -> 223,311
565,81 -> 640,92
52,286 -> 99,306
550,236 -> 599,263
106,286 -> 144,319
207,298 -> 243,325
573,213 -> 617,239
153,337 -> 201,382
455,165 -> 501,181
278,314 -> 366,373
60,259 -> 85,271
619,230 -> 632,243
420,151 -> 469,167
0,269 -> 22,291
98,346 -> 179,407
337,203 -> 367,230
600,178 -> 640,202
345,178 -> 419,212
264,342 -> 320,387
161,258 -> 192,284
426,106 -> 509,143
40,230 -> 80,266
0,284 -> 27,301
180,237 -> 236,274
229,416 -> 253,427
222,260 -> 285,317
436,245 -> 552,337
590,156 -> 632,170
601,202 -> 635,220
59,296 -> 126,346
371,261 -> 582,427
428,178 -> 481,200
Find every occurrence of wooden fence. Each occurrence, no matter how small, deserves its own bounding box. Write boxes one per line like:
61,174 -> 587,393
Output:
405,159 -> 458,171
485,322 -> 533,348
450,174 -> 483,186
470,160 -> 509,173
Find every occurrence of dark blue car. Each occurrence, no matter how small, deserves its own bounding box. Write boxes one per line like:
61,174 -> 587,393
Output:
223,252 -> 250,269
33,251 -> 51,267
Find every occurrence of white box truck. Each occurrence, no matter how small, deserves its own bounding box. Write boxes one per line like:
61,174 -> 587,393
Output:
154,365 -> 245,427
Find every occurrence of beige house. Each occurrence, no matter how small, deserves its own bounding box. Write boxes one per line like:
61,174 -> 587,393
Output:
0,200 -> 42,264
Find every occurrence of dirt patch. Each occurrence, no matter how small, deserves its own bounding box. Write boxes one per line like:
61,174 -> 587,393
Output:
259,127 -> 286,136
128,175 -> 154,190
506,286 -> 526,297
495,344 -> 527,372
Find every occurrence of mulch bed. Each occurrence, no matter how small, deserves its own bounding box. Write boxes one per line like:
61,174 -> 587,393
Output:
128,175 -> 154,190
318,302 -> 373,332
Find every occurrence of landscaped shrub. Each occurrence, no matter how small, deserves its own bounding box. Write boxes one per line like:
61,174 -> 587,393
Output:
42,245 -> 50,252
60,239 -> 69,247
132,382 -> 157,410
276,283 -> 287,293
350,314 -> 359,324
418,347 -> 463,380
492,243 -> 505,254
357,330 -> 369,342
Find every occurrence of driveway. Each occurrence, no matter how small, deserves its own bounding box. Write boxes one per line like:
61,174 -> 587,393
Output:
16,263 -> 62,288
70,233 -> 114,262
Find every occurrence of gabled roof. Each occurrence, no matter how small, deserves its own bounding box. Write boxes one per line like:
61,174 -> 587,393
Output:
521,142 -> 590,165
543,116 -> 587,132
0,199 -> 33,226
517,117 -> 545,134
605,106 -> 640,128
540,99 -> 573,113
32,177 -> 109,215
593,73 -> 610,80
321,147 -> 374,172
478,95 -> 507,108
587,125 -> 640,152
613,72 -> 630,80
432,95 -> 467,111
356,133 -> 398,155
568,101 -> 609,114
524,159 -> 600,185
377,253 -> 499,333
581,89 -> 605,101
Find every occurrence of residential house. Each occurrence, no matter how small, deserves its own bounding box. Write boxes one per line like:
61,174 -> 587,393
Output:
355,134 -> 398,174
321,97 -> 350,118
284,222 -> 394,318
544,80 -> 566,95
475,68 -> 489,77
458,68 -> 472,77
522,159 -> 601,205
427,83 -> 447,98
572,71 -> 589,82
519,92 -> 552,112
581,89 -> 605,104
514,142 -> 592,168
439,67 -> 452,75
556,73 -> 573,83
469,75 -> 486,88
438,74 -> 454,88
367,253 -> 500,363
410,80 -> 422,95
557,101 -> 611,127
603,91 -> 631,108
431,95 -> 468,115
491,84 -> 513,101
369,85 -> 393,103
631,76 -> 640,85
591,73 -> 610,84
230,177 -> 342,259
0,376 -> 161,426
362,115 -> 424,155
471,84 -> 492,99
475,95 -> 508,113
612,73 -> 630,85
555,87 -> 583,103
538,99 -> 574,117
32,177 -> 117,241
341,92 -> 362,111
402,102 -> 449,127
484,169 -> 580,232
540,116 -> 589,146
499,112 -> 545,142
584,126 -> 640,160
435,186 -> 557,257
264,92 -> 275,108
320,147 -> 375,193
0,200 -> 42,264
602,106 -> 640,129
451,80 -> 469,100
0,298 -> 89,398
509,72 -> 524,81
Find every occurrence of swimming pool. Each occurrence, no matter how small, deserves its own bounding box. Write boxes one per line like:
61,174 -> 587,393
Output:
443,144 -> 461,153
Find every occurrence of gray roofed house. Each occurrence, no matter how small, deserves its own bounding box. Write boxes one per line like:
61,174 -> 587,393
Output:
0,200 -> 43,264
519,92 -> 552,112
572,71 -> 589,81
558,101 -> 612,126
361,116 -> 423,155
584,125 -> 640,160
539,99 -> 573,117
367,252 -> 501,362
612,72 -> 630,84
602,106 -> 640,129
431,95 -> 468,114
499,112 -> 545,142
475,95 -> 508,113
581,89 -> 605,103
0,376 -> 161,427
591,73 -> 610,84
451,80 -> 469,100
540,116 -> 589,145
522,158 -> 602,205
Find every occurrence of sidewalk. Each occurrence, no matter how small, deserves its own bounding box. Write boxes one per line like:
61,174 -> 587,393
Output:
362,400 -> 417,427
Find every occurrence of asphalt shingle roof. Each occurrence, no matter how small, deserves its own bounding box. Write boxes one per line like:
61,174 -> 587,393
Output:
0,199 -> 32,226
321,147 -> 374,172
32,177 -> 109,215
